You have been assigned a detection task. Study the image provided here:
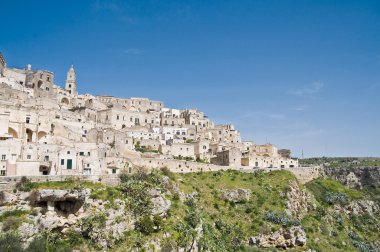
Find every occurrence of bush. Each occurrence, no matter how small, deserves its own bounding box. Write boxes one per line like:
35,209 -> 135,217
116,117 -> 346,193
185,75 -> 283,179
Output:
135,215 -> 155,235
80,212 -> 107,237
27,235 -> 47,252
325,192 -> 349,205
160,167 -> 176,180
0,232 -> 23,252
2,216 -> 22,231
352,240 -> 378,252
263,211 -> 300,227
15,176 -> 34,192
153,214 -> 163,230
0,210 -> 29,222
172,193 -> 180,201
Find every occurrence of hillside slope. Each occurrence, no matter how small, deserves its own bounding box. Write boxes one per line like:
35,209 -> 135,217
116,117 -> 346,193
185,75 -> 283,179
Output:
0,169 -> 379,251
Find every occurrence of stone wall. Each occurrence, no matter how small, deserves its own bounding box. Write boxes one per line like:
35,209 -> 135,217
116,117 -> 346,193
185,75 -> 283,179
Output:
0,174 -> 120,191
283,166 -> 324,184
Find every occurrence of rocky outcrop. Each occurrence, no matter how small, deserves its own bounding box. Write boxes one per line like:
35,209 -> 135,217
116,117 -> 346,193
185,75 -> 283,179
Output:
81,198 -> 132,249
30,189 -> 90,216
162,176 -> 186,201
33,189 -> 90,202
249,226 -> 306,249
286,180 -> 315,220
149,188 -> 171,216
334,199 -> 379,217
0,191 -> 18,206
219,188 -> 251,203
324,166 -> 380,189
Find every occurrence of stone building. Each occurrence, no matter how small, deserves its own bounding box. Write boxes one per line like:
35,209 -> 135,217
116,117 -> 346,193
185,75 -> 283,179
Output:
0,52 -> 298,177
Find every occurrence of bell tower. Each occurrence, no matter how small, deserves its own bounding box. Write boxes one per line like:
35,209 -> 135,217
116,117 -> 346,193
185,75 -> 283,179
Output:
65,65 -> 77,95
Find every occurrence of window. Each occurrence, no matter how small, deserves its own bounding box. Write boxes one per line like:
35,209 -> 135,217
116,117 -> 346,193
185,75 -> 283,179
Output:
117,115 -> 119,120
27,155 -> 31,160
44,156 -> 49,161
67,159 -> 73,169
112,169 -> 117,174
69,84 -> 71,88
67,151 -> 70,154
88,152 -> 91,156
79,152 -> 84,156
61,159 -> 64,165
26,117 -> 30,124
1,155 -> 6,160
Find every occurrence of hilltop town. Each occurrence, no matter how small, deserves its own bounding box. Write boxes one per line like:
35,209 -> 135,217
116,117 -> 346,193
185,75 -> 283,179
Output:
1,53 -> 380,252
0,52 -> 298,177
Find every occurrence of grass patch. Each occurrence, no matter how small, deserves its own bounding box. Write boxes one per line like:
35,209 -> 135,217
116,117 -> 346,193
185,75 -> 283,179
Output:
306,178 -> 363,205
25,180 -> 104,190
90,187 -> 124,202
0,210 -> 29,222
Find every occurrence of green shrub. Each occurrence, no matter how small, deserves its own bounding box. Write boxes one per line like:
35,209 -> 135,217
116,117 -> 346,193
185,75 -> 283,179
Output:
263,211 -> 300,227
2,217 -> 22,232
0,232 -> 23,252
27,235 -> 47,252
135,215 -> 155,235
0,210 -> 29,222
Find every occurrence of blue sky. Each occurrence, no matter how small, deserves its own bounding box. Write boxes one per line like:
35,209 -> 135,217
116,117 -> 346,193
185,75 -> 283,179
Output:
1,0 -> 380,157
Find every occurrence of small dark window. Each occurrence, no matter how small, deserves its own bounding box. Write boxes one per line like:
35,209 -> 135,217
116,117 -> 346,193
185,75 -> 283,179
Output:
67,159 -> 73,169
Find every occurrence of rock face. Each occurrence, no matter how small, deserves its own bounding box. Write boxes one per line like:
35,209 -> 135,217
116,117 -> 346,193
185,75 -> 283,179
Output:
34,189 -> 90,202
249,226 -> 307,249
335,199 -> 379,217
324,166 -> 380,189
286,180 -> 315,220
219,188 -> 251,203
30,189 -> 90,216
149,188 -> 171,216
82,198 -> 133,249
0,191 -> 18,206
